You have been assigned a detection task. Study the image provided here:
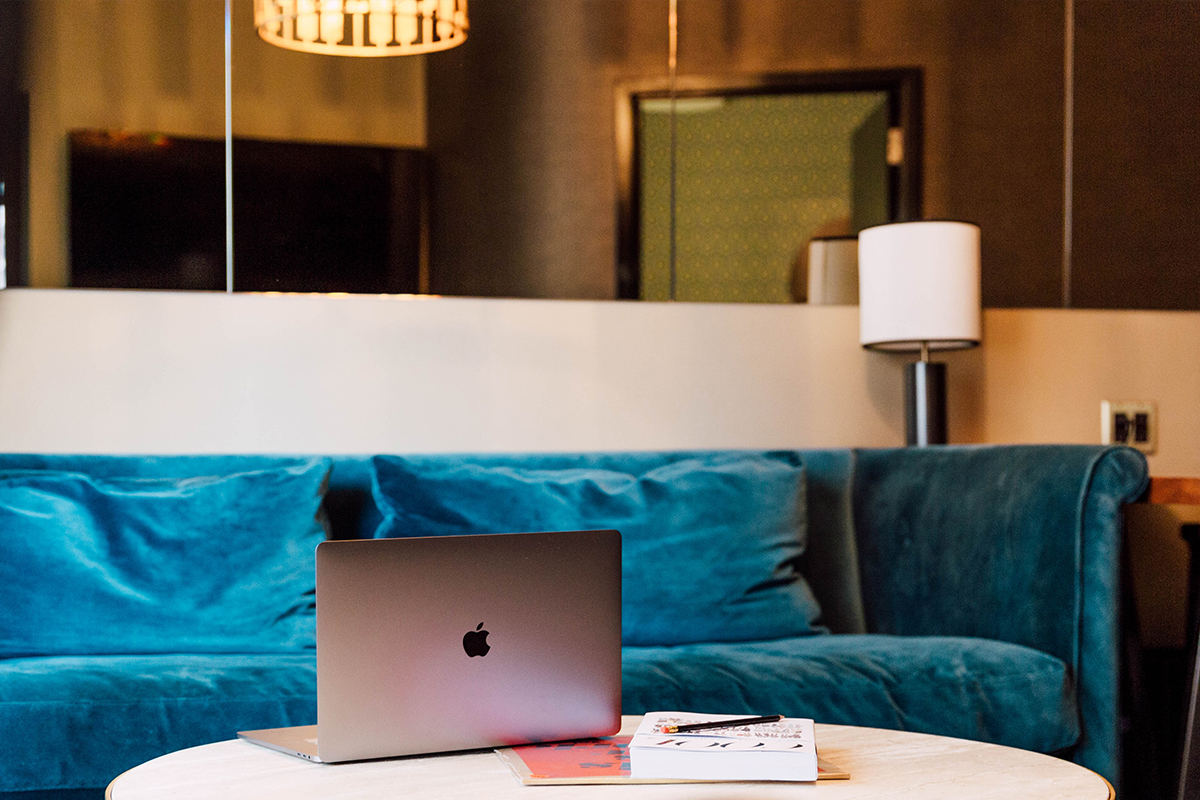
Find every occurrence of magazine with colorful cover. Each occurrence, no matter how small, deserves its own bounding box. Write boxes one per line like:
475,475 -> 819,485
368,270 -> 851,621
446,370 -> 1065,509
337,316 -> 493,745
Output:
496,714 -> 848,786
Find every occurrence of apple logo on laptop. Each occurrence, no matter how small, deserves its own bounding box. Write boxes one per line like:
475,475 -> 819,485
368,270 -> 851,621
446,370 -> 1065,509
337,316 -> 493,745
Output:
463,622 -> 491,657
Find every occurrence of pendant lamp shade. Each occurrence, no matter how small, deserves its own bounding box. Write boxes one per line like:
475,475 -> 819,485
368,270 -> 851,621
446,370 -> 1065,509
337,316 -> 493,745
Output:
858,221 -> 981,352
254,0 -> 468,57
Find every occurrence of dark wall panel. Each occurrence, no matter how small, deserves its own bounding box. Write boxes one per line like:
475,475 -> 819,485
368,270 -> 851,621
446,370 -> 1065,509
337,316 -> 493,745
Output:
1072,1 -> 1200,310
944,1 -> 1064,308
426,0 -> 1068,306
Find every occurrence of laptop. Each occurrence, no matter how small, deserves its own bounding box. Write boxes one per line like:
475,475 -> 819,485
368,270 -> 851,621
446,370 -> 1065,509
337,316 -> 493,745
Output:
238,529 -> 623,763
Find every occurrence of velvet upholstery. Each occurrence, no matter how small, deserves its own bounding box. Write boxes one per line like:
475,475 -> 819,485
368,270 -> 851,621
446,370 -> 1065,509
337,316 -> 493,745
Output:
0,461 -> 330,656
0,654 -> 316,793
0,455 -> 378,541
0,455 -> 325,481
852,445 -> 1148,784
621,634 -> 1079,756
370,451 -> 823,646
0,445 -> 1147,794
791,450 -> 863,634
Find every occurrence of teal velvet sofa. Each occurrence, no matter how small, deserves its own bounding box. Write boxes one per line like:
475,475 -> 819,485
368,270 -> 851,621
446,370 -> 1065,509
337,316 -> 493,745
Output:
0,445 -> 1146,799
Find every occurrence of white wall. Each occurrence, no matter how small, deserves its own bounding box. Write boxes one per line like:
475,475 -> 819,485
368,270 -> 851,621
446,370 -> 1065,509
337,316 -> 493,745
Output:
948,307 -> 1200,476
0,289 -> 1198,477
0,290 -> 904,455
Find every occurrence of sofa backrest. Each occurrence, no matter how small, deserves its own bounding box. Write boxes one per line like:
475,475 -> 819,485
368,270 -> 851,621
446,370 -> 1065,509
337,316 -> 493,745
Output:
792,449 -> 865,634
0,446 -> 1145,650
0,450 -> 875,637
850,445 -> 1147,662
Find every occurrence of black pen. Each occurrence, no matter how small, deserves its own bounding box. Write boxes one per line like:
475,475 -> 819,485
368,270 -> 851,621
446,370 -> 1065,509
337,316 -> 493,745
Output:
662,714 -> 784,734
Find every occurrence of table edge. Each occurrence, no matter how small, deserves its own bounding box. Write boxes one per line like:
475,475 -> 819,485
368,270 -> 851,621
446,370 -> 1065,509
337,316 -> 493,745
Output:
105,722 -> 1118,800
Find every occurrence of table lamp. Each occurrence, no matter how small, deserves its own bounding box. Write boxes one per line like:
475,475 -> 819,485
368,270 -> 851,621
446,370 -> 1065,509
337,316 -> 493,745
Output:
858,221 -> 981,446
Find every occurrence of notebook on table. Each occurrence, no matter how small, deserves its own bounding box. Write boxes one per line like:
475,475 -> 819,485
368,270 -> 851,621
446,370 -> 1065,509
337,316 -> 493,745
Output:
239,529 -> 623,763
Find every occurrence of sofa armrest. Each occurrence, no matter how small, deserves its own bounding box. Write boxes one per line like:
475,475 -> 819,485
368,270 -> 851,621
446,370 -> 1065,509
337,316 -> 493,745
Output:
851,444 -> 1148,783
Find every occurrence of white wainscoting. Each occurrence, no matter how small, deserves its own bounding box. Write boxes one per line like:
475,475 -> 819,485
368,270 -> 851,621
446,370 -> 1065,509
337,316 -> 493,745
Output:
0,289 -> 1196,477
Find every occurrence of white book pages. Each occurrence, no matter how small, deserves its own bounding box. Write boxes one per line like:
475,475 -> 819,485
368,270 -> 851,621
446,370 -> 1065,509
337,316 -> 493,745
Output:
630,712 -> 818,782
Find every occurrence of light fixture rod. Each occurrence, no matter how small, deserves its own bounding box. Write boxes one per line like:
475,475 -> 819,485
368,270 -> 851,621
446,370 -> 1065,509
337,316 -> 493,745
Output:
667,0 -> 678,302
1062,0 -> 1074,308
225,0 -> 234,293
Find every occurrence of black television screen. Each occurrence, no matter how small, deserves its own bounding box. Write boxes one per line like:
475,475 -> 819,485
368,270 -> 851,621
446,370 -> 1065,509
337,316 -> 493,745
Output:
68,130 -> 426,293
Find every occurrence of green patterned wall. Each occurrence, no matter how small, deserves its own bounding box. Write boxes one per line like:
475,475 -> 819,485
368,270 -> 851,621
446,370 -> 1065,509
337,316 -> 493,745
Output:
640,91 -> 887,303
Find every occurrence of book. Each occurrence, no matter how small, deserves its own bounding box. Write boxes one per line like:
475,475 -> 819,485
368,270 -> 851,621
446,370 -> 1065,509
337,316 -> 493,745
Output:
496,717 -> 848,786
628,712 -> 819,782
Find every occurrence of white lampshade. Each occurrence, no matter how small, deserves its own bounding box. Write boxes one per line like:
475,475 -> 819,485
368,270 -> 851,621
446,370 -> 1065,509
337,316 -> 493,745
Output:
254,0 -> 468,57
858,221 -> 981,351
806,236 -> 858,305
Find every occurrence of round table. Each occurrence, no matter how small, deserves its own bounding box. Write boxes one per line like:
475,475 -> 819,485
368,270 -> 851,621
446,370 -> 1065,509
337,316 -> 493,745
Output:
107,716 -> 1113,799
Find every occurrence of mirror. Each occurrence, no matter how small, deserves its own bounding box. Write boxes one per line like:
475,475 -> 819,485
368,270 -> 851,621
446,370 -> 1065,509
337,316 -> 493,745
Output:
3,0 -> 1199,309
615,70 -> 922,302
6,0 -> 426,291
67,130 -> 426,293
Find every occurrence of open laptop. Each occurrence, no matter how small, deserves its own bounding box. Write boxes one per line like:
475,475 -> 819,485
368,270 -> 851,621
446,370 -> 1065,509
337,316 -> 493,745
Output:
238,529 -> 622,763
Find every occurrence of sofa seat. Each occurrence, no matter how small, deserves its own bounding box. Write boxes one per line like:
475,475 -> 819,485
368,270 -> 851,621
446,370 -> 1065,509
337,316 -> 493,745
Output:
0,654 -> 317,793
621,633 -> 1079,756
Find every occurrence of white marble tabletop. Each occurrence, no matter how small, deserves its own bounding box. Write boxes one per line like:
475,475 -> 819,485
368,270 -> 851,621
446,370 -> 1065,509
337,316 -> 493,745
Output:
107,716 -> 1113,800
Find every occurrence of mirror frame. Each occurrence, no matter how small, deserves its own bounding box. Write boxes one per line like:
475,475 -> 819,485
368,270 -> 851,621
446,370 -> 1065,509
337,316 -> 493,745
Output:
615,68 -> 924,301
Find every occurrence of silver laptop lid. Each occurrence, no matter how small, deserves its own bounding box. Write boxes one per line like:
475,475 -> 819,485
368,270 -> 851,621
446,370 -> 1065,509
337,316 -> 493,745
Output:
314,529 -> 622,763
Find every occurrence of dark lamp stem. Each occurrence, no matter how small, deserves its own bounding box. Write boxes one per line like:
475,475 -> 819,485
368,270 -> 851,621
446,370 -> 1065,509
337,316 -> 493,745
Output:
905,360 -> 947,446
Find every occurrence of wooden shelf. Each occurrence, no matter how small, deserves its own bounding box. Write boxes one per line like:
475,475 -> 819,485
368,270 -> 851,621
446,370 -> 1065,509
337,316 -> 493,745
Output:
1145,477 -> 1200,505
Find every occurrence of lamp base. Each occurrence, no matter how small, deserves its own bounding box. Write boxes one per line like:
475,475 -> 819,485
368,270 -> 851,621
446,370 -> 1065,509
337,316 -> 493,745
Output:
905,361 -> 947,446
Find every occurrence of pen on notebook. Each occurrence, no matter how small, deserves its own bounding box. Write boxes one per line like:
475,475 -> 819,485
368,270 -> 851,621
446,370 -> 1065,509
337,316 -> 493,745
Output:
662,714 -> 784,734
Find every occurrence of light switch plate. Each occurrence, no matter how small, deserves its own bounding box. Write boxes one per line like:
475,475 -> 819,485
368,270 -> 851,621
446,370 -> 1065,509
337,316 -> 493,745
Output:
1101,400 -> 1157,454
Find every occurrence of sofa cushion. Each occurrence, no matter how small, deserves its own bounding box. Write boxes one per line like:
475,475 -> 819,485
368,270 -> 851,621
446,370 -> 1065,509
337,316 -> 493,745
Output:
0,454 -> 325,482
0,460 -> 330,657
370,451 -> 822,647
0,653 -> 317,792
621,633 -> 1079,755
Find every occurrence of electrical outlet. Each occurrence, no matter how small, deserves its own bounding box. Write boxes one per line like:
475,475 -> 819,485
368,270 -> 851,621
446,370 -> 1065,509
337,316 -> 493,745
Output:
1101,400 -> 1157,454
